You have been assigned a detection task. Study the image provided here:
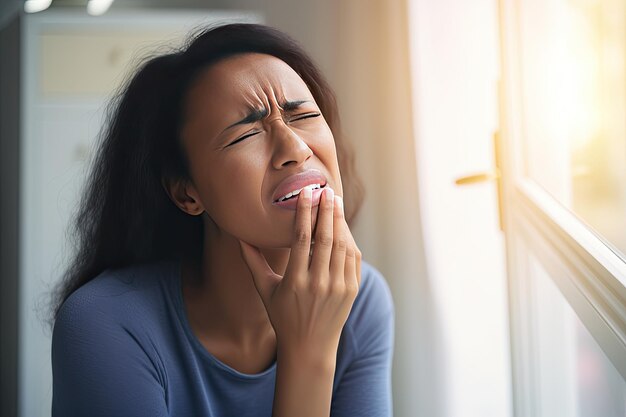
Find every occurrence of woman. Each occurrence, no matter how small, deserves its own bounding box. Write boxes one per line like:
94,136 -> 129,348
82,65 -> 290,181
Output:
51,23 -> 395,417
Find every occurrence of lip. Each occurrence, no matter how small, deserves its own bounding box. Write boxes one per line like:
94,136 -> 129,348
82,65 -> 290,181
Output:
273,186 -> 326,210
271,169 -> 328,205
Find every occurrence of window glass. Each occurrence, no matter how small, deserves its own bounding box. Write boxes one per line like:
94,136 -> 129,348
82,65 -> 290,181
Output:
518,0 -> 626,259
529,254 -> 626,417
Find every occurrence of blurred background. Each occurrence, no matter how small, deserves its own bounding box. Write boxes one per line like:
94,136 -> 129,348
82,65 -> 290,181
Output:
1,0 -> 625,416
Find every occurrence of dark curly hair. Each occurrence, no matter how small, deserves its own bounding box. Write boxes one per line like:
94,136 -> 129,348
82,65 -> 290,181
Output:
51,22 -> 365,323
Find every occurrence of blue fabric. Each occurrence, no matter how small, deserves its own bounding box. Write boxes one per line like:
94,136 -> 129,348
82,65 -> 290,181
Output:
52,258 -> 395,417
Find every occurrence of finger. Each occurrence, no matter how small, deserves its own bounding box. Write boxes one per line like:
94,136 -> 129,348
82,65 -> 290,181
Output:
239,240 -> 280,304
342,208 -> 362,289
329,194 -> 347,285
356,252 -> 362,288
310,187 -> 335,277
352,240 -> 362,289
344,242 -> 357,289
285,185 -> 313,280
344,242 -> 359,294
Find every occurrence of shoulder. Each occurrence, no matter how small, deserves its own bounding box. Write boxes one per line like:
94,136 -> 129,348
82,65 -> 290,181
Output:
51,261 -> 173,415
53,260 -> 174,337
344,259 -> 395,356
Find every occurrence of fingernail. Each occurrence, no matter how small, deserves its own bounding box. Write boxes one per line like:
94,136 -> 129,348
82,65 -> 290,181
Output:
335,195 -> 344,213
325,187 -> 334,204
302,186 -> 312,200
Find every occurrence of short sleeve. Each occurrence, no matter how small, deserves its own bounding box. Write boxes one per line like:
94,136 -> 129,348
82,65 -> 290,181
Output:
330,264 -> 395,417
51,290 -> 169,417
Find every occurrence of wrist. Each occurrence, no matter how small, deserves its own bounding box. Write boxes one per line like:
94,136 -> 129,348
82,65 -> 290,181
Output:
272,343 -> 337,417
276,343 -> 337,375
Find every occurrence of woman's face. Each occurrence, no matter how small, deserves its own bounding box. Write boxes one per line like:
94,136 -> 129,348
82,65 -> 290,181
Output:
177,52 -> 343,248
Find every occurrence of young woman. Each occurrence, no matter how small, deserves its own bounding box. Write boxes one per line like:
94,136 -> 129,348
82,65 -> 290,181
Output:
51,23 -> 395,417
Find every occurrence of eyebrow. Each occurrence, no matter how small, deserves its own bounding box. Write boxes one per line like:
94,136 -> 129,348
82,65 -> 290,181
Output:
221,99 -> 311,134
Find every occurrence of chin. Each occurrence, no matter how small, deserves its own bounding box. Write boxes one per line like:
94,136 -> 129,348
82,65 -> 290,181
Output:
243,205 -> 321,249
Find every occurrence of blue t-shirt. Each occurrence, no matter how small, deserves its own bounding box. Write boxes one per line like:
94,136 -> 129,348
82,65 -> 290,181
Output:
51,258 -> 395,416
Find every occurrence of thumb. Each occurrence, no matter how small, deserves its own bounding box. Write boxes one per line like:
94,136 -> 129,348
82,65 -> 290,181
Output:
238,240 -> 281,305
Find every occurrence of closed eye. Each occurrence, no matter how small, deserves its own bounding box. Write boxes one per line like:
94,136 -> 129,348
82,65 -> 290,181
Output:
226,113 -> 320,147
290,112 -> 321,122
227,131 -> 260,147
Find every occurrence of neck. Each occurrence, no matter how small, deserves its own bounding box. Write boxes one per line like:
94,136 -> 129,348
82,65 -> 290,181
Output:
181,221 -> 290,349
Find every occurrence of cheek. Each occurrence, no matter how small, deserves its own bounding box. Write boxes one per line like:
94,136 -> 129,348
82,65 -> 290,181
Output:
308,125 -> 343,190
207,165 -> 260,214
199,159 -> 268,232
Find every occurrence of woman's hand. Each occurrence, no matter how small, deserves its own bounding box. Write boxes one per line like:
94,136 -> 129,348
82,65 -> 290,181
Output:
238,186 -> 361,363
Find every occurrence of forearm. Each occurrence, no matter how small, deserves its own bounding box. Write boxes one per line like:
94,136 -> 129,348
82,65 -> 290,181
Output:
272,348 -> 337,417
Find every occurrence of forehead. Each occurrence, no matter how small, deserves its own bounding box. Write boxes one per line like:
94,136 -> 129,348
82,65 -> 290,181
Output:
184,53 -> 314,119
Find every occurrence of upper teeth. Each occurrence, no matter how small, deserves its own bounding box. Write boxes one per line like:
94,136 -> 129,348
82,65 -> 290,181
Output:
277,184 -> 322,202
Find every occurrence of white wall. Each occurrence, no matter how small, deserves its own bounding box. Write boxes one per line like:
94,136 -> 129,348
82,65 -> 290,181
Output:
408,0 -> 512,416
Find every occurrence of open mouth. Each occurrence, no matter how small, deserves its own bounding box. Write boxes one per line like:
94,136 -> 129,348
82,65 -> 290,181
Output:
274,183 -> 326,203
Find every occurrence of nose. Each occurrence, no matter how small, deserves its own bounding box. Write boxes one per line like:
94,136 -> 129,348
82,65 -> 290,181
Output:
269,119 -> 313,169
